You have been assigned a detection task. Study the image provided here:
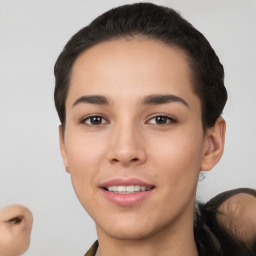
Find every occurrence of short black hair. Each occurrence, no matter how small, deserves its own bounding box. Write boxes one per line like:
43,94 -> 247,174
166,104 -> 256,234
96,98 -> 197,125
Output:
54,2 -> 227,130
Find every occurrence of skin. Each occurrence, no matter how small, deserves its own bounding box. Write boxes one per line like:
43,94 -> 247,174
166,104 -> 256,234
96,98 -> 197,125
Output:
59,39 -> 225,256
0,205 -> 32,256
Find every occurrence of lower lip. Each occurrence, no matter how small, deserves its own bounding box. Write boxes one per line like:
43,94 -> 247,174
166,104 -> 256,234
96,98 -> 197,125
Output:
100,189 -> 154,206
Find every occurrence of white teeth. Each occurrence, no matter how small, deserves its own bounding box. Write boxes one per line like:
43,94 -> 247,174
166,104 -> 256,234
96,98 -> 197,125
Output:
134,185 -> 140,192
118,186 -> 125,193
107,185 -> 150,194
126,185 -> 134,192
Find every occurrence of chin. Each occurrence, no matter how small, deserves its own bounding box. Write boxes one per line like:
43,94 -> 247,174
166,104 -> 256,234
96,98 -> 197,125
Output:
96,213 -> 172,242
102,225 -> 155,241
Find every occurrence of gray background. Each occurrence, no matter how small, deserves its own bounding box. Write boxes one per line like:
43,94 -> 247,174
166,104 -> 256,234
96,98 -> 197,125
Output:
0,0 -> 255,255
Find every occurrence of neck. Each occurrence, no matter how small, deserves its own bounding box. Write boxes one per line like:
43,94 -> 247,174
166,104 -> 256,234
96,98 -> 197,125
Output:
96,206 -> 198,256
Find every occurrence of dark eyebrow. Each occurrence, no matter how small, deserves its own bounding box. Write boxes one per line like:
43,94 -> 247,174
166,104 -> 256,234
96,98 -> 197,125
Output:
72,95 -> 108,107
142,94 -> 189,107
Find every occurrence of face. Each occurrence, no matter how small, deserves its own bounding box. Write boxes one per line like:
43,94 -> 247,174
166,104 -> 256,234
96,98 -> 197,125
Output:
60,39 -> 223,241
0,205 -> 32,256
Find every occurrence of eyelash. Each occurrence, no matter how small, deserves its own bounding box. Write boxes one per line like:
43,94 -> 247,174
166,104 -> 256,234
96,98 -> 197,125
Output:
81,115 -> 109,126
146,115 -> 177,125
80,114 -> 177,127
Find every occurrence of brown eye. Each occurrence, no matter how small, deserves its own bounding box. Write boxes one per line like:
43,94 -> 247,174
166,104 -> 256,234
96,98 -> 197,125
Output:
155,116 -> 168,124
83,116 -> 108,126
148,115 -> 177,125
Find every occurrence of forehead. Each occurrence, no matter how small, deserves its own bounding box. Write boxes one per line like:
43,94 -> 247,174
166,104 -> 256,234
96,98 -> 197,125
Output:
68,39 -> 200,109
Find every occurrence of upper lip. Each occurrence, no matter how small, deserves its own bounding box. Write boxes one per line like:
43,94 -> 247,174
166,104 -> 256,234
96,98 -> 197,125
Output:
99,177 -> 155,188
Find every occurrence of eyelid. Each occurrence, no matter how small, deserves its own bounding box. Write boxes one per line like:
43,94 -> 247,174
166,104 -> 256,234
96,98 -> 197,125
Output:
80,114 -> 110,125
146,114 -> 177,125
79,113 -> 177,126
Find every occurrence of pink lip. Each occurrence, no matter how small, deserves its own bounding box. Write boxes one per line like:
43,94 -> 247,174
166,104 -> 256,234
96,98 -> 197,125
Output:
99,177 -> 155,207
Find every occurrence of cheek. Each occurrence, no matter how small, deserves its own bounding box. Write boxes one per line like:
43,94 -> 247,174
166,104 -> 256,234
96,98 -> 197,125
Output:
65,131 -> 106,171
64,131 -> 108,200
150,128 -> 204,186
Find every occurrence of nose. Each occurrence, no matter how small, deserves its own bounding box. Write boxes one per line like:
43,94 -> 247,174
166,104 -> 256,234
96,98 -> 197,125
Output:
107,124 -> 146,167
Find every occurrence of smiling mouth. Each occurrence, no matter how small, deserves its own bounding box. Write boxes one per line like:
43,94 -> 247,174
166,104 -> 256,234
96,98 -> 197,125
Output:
103,185 -> 154,194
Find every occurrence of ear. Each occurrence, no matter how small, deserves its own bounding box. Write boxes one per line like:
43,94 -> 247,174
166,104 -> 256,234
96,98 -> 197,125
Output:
59,125 -> 70,174
200,117 -> 226,171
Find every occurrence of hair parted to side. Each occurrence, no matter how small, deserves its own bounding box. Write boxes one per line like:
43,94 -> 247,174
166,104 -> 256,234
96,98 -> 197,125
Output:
54,2 -> 227,130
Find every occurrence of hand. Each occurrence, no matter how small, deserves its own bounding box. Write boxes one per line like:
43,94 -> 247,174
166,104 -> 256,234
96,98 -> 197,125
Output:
0,205 -> 33,256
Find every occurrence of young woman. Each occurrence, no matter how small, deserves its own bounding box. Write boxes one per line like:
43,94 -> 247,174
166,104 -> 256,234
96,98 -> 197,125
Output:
53,3 -> 252,256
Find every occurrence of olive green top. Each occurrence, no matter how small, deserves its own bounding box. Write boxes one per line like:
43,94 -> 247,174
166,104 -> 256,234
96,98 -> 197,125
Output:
84,241 -> 98,256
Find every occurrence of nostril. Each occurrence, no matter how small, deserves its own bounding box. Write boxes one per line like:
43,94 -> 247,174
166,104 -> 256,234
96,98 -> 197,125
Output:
131,158 -> 139,162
